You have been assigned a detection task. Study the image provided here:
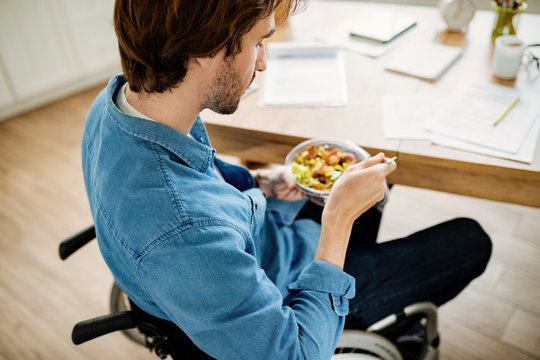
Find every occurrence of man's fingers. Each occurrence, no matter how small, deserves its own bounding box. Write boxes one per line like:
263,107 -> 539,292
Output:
368,160 -> 397,177
361,153 -> 385,167
348,153 -> 385,171
381,159 -> 397,176
350,152 -> 398,171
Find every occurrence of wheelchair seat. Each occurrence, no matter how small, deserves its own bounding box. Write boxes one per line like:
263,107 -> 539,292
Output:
60,226 -> 439,360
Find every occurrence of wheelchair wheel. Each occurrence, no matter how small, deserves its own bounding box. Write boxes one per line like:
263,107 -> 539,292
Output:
109,283 -> 147,346
333,329 -> 403,360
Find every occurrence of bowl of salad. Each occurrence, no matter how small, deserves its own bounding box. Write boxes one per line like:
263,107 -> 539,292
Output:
285,138 -> 371,202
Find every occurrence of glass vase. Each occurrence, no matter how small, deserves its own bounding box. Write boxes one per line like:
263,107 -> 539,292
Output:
491,2 -> 527,40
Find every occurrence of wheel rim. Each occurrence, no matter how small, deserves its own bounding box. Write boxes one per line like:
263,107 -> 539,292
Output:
109,283 -> 147,346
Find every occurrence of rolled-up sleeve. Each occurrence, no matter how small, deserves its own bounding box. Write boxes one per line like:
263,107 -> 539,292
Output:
137,225 -> 355,360
289,261 -> 356,316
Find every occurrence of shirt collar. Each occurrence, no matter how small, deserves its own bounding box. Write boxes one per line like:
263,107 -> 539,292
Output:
105,74 -> 215,174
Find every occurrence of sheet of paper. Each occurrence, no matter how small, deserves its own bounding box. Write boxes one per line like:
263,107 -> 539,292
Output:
384,41 -> 463,81
432,114 -> 540,163
258,43 -> 348,107
314,13 -> 419,58
381,90 -> 540,163
433,83 -> 540,153
382,94 -> 448,139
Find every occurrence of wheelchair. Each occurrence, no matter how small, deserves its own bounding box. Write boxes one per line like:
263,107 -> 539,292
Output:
59,226 -> 440,360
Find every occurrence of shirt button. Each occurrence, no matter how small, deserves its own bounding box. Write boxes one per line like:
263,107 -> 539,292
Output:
255,203 -> 259,210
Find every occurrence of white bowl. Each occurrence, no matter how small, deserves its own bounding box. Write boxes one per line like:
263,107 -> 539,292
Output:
285,138 -> 370,202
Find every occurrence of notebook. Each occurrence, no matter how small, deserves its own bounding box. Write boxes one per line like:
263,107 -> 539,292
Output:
385,41 -> 463,81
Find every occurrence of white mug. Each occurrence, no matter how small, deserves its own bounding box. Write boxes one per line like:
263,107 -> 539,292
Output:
492,35 -> 528,80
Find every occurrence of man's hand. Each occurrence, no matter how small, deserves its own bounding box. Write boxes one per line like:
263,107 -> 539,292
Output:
253,166 -> 306,201
314,153 -> 397,269
324,152 -> 397,228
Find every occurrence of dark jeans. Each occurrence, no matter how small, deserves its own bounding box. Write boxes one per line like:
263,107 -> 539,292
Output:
297,201 -> 492,329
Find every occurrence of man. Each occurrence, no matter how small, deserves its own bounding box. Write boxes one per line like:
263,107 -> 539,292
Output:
81,0 -> 492,358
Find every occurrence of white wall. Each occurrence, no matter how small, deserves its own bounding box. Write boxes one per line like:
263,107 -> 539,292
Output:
334,0 -> 540,13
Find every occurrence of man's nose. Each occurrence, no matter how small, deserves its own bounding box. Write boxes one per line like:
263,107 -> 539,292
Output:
255,46 -> 267,72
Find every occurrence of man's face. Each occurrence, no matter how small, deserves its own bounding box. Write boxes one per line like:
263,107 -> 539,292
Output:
205,13 -> 275,115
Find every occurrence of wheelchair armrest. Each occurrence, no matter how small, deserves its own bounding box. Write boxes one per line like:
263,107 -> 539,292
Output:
367,301 -> 439,345
402,302 -> 438,344
72,311 -> 135,345
59,225 -> 96,260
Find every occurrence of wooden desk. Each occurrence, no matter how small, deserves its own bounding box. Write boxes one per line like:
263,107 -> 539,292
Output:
201,1 -> 540,208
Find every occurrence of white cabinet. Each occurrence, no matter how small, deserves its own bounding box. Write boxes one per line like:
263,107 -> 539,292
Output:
0,0 -> 120,121
0,0 -> 77,100
61,0 -> 118,76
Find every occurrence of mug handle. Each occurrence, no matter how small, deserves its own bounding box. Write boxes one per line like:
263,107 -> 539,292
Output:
522,49 -> 539,73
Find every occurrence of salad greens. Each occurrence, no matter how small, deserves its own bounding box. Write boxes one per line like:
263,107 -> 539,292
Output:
291,144 -> 358,191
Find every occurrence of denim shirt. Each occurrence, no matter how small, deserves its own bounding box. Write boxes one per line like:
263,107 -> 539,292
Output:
81,74 -> 355,359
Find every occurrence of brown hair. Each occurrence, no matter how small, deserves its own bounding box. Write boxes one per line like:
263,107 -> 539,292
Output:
114,0 -> 304,93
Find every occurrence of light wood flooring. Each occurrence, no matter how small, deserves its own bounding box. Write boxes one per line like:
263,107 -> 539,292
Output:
0,85 -> 539,359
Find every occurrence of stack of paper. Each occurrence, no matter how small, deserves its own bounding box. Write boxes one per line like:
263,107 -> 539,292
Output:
382,83 -> 540,163
258,42 -> 348,107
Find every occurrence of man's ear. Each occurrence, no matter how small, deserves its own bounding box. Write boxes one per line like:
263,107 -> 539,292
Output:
192,56 -> 213,69
193,48 -> 226,70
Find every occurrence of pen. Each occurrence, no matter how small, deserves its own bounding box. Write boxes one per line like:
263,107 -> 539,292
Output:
494,96 -> 519,126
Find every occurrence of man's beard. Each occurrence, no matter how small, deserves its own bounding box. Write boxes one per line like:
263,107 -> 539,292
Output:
204,57 -> 255,115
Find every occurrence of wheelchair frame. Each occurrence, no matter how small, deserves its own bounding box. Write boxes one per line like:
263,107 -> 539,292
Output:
60,225 -> 439,360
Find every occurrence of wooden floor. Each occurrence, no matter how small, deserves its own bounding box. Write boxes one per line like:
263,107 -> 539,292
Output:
0,85 -> 539,359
